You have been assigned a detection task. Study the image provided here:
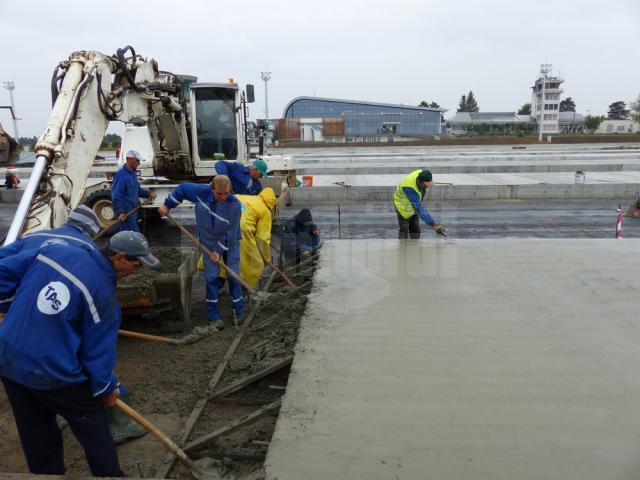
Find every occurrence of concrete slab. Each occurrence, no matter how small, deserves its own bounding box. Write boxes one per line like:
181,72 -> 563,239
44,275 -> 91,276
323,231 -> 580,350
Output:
290,183 -> 640,202
266,239 -> 640,480
307,171 -> 640,187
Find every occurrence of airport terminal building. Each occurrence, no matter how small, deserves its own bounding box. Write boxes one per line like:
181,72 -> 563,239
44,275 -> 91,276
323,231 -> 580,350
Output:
277,97 -> 445,142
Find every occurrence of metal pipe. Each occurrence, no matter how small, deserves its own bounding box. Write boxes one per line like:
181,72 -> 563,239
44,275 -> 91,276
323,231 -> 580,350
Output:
4,155 -> 47,245
36,60 -> 84,156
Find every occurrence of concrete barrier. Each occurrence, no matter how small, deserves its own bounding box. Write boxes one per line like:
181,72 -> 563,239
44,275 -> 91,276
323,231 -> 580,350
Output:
297,163 -> 640,175
290,183 -> 640,203
0,188 -> 23,203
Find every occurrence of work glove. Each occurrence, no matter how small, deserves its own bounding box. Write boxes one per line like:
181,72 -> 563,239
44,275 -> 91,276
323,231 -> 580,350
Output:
102,388 -> 120,409
432,224 -> 447,237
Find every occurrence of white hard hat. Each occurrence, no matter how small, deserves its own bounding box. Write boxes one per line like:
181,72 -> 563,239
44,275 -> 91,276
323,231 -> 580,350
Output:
125,150 -> 144,162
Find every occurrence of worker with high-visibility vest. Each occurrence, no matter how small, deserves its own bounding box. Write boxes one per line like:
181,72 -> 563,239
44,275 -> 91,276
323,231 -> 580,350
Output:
393,169 -> 446,239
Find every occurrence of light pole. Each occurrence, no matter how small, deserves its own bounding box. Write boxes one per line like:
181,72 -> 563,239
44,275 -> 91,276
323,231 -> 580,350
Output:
2,81 -> 19,140
538,64 -> 551,142
260,71 -> 271,144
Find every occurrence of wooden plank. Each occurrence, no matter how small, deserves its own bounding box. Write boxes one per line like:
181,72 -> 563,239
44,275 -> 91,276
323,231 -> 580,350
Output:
209,357 -> 293,402
191,447 -> 266,462
248,314 -> 279,332
184,399 -> 282,454
154,272 -> 278,478
210,397 -> 273,406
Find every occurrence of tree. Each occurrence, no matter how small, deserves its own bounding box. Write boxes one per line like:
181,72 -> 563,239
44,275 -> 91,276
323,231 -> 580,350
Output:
466,91 -> 479,112
630,94 -> 640,123
584,115 -> 604,133
607,101 -> 630,119
419,100 -> 440,108
457,94 -> 467,113
559,97 -> 576,112
101,133 -> 122,149
517,103 -> 531,115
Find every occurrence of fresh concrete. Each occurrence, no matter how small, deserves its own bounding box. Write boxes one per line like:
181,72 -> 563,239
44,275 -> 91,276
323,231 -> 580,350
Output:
266,239 -> 640,480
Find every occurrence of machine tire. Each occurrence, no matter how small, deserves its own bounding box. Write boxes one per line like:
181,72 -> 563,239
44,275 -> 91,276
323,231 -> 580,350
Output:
84,190 -> 116,228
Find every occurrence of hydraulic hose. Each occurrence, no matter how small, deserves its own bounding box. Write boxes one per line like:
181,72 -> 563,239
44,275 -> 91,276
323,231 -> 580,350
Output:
115,45 -> 142,92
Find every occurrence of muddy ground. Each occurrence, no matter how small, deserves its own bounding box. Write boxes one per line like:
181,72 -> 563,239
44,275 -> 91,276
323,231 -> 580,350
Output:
0,250 -> 316,479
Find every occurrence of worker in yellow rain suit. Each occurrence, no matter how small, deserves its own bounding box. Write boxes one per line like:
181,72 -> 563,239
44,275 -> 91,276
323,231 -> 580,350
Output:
236,188 -> 277,288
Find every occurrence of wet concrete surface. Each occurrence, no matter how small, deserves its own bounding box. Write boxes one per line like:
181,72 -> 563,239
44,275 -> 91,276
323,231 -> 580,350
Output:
266,239 -> 640,480
0,199 -> 638,245
279,199 -> 640,240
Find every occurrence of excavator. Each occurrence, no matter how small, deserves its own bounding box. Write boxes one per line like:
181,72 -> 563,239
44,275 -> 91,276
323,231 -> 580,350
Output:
0,122 -> 18,166
2,45 -> 295,331
4,45 -> 293,244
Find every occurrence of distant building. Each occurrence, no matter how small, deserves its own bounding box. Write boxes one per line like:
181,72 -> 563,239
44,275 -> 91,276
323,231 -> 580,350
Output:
531,66 -> 564,134
278,97 -> 445,143
596,119 -> 640,134
447,112 -> 536,136
558,112 -> 585,133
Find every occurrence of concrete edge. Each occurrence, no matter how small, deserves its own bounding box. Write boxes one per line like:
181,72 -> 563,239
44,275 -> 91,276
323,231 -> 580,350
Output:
290,183 -> 640,202
298,163 -> 640,175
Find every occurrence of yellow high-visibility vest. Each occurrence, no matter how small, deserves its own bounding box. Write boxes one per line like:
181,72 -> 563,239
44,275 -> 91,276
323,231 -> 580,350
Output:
393,169 -> 428,219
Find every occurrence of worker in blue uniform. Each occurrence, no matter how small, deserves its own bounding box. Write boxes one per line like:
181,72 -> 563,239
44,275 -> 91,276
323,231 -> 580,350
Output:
0,205 -> 150,444
214,158 -> 268,195
0,231 -> 159,477
0,204 -> 102,260
282,208 -> 322,262
111,150 -> 156,232
158,175 -> 242,330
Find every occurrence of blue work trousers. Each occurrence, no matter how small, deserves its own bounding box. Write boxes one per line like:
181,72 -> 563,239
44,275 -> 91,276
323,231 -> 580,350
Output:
203,243 -> 244,321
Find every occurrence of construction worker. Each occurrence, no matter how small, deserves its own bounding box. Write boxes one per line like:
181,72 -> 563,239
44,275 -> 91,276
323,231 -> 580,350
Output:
0,231 -> 159,477
236,188 -> 277,288
282,208 -> 321,262
111,150 -> 156,232
393,169 -> 446,239
214,159 -> 268,195
4,166 -> 20,189
0,204 -> 102,260
158,175 -> 242,330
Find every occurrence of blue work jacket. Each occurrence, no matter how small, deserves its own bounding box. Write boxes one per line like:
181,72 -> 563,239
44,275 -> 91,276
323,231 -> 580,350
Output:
0,243 -> 120,398
215,161 -> 263,196
164,183 -> 242,254
112,165 -> 150,216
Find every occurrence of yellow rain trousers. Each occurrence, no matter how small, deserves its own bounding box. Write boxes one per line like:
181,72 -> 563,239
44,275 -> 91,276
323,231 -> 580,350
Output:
235,188 -> 277,288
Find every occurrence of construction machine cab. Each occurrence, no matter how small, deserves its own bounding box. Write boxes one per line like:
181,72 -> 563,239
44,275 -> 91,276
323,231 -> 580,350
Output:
190,82 -> 254,177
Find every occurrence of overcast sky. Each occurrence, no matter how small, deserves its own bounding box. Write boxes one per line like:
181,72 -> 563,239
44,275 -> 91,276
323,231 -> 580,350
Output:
1,0 -> 638,138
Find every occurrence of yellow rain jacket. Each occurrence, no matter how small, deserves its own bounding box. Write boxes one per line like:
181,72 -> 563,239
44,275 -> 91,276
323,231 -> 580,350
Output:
235,188 -> 277,288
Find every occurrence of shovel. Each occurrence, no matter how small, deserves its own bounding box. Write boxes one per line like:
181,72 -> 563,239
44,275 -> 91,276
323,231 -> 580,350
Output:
165,213 -> 271,301
92,199 -> 154,241
266,260 -> 296,289
118,329 -> 180,346
115,399 -> 221,480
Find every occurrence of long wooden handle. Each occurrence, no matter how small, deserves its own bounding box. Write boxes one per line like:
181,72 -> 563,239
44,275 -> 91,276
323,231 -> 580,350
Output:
115,399 -> 200,472
92,199 -> 152,241
269,262 -> 296,289
118,329 -> 179,345
165,212 -> 256,293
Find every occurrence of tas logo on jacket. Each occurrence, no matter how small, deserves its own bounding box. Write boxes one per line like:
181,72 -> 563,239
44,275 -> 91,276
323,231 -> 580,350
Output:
37,281 -> 71,314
